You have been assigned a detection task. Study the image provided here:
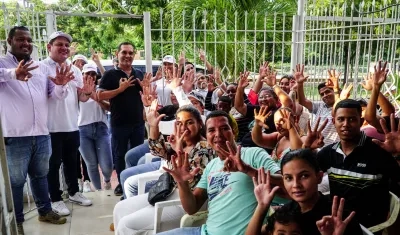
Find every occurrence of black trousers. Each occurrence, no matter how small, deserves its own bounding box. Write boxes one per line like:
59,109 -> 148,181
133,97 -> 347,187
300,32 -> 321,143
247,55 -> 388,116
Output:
47,131 -> 80,202
77,151 -> 90,181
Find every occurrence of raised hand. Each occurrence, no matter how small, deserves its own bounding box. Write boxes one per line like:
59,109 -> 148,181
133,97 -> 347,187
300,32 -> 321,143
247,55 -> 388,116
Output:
253,168 -> 280,208
316,196 -> 356,235
199,49 -> 206,62
261,64 -> 277,87
339,83 -> 353,100
373,61 -> 389,88
372,113 -> 400,155
163,151 -> 200,183
137,72 -> 152,89
49,63 -> 75,86
277,109 -> 294,130
207,75 -> 216,91
258,61 -> 269,79
254,106 -> 271,129
69,42 -> 79,57
146,99 -> 165,127
150,66 -> 163,83
361,73 -> 374,91
167,69 -> 183,90
90,48 -> 103,63
182,69 -> 195,93
79,75 -> 95,95
238,71 -> 250,90
140,83 -> 157,107
326,69 -> 341,89
293,64 -> 309,84
179,51 -> 186,65
303,117 -> 328,149
214,67 -> 223,85
15,60 -> 39,81
118,76 -> 135,92
221,143 -> 248,173
167,122 -> 187,153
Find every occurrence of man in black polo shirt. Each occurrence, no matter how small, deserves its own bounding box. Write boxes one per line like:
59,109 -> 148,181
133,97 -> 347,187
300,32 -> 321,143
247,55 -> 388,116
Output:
317,99 -> 400,229
98,42 -> 144,196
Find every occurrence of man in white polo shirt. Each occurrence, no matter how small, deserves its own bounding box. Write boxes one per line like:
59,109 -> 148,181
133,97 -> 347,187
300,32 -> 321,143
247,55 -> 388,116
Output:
42,31 -> 94,216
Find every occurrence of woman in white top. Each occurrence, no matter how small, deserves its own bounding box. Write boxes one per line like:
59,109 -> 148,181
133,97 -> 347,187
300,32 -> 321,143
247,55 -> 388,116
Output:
78,64 -> 113,190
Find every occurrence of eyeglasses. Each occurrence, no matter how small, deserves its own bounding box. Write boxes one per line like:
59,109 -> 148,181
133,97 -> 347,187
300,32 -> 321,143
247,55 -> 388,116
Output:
258,94 -> 273,100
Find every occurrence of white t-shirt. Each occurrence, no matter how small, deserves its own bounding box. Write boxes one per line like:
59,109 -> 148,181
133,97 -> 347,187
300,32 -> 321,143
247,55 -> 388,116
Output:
42,57 -> 83,132
78,98 -> 108,127
154,78 -> 172,107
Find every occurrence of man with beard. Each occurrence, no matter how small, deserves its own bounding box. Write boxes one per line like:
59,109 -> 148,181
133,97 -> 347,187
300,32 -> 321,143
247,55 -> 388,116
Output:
0,26 -> 74,234
97,42 -> 145,197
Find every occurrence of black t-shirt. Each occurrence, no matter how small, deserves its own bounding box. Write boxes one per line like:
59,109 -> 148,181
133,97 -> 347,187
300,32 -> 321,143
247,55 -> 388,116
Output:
240,105 -> 277,151
99,67 -> 144,127
281,193 -> 362,235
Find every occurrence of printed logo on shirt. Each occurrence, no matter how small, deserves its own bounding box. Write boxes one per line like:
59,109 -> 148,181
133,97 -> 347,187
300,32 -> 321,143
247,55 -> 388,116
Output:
357,163 -> 366,167
208,173 -> 237,201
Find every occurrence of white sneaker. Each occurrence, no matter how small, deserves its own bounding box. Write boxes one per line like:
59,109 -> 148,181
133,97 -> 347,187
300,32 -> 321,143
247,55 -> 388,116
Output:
103,181 -> 112,190
83,180 -> 92,193
69,192 -> 92,206
52,201 -> 70,216
78,179 -> 83,193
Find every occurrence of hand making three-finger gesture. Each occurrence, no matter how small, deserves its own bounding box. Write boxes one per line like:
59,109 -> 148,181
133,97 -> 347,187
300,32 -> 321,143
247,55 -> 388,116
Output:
167,122 -> 188,153
303,117 -> 328,149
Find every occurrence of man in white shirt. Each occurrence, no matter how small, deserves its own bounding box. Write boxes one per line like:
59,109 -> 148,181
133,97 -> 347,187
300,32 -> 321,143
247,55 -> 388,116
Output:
0,26 -> 72,233
42,31 -> 93,216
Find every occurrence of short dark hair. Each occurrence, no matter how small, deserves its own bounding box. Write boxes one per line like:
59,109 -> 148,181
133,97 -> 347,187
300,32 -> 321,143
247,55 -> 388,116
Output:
218,96 -> 232,105
356,98 -> 368,107
266,205 -> 301,233
117,42 -> 136,52
281,148 -> 320,173
317,82 -> 329,92
8,26 -> 29,39
334,99 -> 362,115
206,110 -> 234,130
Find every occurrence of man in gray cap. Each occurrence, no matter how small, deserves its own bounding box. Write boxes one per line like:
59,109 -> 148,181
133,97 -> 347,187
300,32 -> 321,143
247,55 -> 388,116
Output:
41,31 -> 94,216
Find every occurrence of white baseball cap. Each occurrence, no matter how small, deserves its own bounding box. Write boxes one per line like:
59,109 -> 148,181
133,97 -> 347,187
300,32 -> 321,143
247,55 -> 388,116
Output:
48,31 -> 73,43
82,64 -> 97,74
162,55 -> 176,64
72,54 -> 88,63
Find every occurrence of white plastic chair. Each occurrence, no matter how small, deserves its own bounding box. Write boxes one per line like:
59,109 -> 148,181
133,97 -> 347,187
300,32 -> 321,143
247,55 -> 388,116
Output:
137,172 -> 163,195
159,120 -> 175,136
180,211 -> 208,228
360,224 -> 374,235
368,192 -> 400,233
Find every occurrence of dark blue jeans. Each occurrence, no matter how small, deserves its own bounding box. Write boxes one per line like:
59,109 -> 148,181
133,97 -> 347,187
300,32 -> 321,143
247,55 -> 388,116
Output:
4,135 -> 52,223
111,124 -> 145,184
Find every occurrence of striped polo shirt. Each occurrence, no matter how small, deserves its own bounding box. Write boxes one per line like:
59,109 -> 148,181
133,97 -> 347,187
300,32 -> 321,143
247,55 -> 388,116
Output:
311,101 -> 339,146
317,131 -> 400,227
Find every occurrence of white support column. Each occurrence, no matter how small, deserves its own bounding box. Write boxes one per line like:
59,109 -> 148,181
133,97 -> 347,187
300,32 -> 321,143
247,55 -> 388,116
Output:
291,0 -> 307,70
143,12 -> 152,73
45,10 -> 57,38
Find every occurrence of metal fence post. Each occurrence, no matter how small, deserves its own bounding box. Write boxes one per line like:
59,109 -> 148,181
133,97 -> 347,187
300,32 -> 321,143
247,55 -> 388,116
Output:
0,118 -> 17,235
290,15 -> 299,71
143,12 -> 152,73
